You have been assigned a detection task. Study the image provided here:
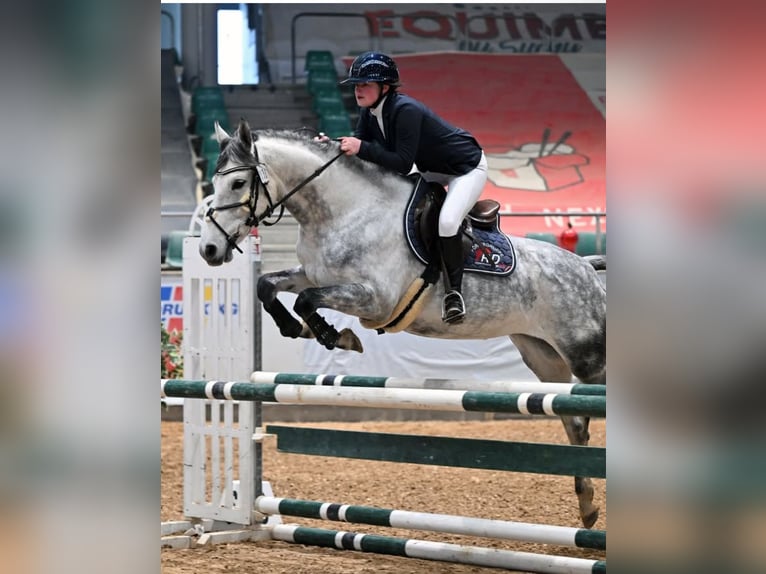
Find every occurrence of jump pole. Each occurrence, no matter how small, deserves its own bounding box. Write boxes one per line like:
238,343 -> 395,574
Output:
272,524 -> 606,574
252,371 -> 606,396
267,424 -> 605,478
256,496 -> 605,550
160,379 -> 606,418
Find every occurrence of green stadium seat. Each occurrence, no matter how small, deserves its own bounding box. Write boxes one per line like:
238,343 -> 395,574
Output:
192,86 -> 224,100
575,232 -> 607,256
192,87 -> 225,115
200,133 -> 220,156
319,113 -> 352,138
312,89 -> 345,115
164,230 -> 188,269
195,108 -> 230,136
193,86 -> 224,98
307,69 -> 339,95
193,101 -> 227,121
525,232 -> 558,245
304,50 -> 335,73
315,100 -> 347,118
204,152 -> 219,181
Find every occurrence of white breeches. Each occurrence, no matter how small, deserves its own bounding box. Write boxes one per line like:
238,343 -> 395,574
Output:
421,152 -> 488,237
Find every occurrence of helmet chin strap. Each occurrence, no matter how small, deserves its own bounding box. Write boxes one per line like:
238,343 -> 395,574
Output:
370,83 -> 389,109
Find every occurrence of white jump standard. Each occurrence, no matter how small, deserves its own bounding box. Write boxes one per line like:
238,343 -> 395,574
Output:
161,377 -> 607,572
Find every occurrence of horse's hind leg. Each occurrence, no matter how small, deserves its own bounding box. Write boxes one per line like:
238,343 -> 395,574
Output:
509,334 -> 600,529
554,322 -> 607,525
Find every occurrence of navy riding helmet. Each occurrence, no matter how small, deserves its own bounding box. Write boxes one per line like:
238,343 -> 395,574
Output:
340,51 -> 401,86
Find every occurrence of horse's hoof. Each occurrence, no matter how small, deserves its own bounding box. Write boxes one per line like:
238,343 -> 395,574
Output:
338,328 -> 364,353
581,508 -> 599,529
298,323 -> 315,339
280,323 -> 303,338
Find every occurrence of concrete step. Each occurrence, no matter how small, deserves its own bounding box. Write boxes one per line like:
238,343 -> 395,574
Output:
207,82 -> 319,134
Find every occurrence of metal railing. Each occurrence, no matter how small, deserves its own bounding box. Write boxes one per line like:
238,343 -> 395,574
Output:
288,10 -> 603,84
500,211 -> 606,253
291,12 -> 376,83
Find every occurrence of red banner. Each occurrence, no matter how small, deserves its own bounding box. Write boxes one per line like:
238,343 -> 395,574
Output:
351,53 -> 606,236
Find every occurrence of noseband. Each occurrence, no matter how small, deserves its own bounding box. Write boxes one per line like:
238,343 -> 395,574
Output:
205,140 -> 343,254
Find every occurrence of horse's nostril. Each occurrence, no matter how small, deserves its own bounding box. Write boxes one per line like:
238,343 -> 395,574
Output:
204,244 -> 217,258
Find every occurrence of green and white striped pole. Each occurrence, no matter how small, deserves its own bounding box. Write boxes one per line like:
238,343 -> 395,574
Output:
271,524 -> 606,574
257,496 -> 605,550
251,371 -> 606,396
161,379 -> 605,417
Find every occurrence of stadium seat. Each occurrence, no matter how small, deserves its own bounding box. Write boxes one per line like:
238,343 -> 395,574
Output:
164,230 -> 188,269
195,108 -> 230,136
308,69 -> 339,95
192,87 -> 225,116
318,113 -> 352,138
575,232 -> 607,256
304,50 -> 335,73
525,232 -> 558,245
200,133 -> 220,156
312,89 -> 345,115
204,152 -> 219,181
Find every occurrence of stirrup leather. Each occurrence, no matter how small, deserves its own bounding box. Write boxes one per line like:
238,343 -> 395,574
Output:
442,290 -> 466,324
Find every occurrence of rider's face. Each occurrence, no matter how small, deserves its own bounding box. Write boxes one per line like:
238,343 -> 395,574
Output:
355,82 -> 388,108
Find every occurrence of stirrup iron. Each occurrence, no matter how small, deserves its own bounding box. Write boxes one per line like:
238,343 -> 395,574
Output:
442,290 -> 465,324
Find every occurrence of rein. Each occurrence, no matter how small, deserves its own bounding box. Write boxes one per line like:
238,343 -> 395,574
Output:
206,142 -> 344,254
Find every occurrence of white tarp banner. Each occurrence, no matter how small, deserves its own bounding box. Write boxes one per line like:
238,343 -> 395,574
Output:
263,3 -> 605,81
302,307 -> 538,381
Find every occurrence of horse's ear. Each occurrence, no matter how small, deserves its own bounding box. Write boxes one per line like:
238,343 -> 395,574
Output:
235,118 -> 252,149
214,121 -> 231,148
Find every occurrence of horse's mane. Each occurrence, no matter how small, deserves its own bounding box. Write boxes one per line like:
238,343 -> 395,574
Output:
215,133 -> 253,172
237,128 -> 408,185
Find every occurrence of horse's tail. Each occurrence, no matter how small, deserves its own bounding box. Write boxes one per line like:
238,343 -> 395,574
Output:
584,254 -> 606,271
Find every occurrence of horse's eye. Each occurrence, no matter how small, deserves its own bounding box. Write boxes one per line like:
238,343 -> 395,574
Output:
231,179 -> 246,190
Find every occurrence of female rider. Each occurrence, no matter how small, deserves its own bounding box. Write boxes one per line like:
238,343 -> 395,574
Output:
325,51 -> 487,324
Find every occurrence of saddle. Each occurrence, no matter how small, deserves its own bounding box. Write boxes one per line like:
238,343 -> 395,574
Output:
404,175 -> 516,278
358,176 -> 515,334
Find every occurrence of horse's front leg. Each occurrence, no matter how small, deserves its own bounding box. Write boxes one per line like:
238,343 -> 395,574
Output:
256,267 -> 316,340
293,283 -> 378,353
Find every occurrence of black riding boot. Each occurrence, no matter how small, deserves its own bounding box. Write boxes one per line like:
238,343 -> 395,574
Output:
440,233 -> 466,324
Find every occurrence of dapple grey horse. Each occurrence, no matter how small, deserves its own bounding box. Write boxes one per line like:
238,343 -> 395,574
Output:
199,119 -> 606,528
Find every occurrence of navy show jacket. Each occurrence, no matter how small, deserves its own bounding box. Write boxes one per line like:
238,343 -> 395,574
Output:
354,91 -> 483,176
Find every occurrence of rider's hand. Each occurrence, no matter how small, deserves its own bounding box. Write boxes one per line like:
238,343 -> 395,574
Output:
339,136 -> 361,156
314,132 -> 331,142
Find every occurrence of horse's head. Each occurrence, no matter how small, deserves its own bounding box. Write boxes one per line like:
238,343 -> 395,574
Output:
199,119 -> 274,265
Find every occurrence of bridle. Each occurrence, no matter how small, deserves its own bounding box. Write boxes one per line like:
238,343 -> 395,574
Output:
205,139 -> 344,254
